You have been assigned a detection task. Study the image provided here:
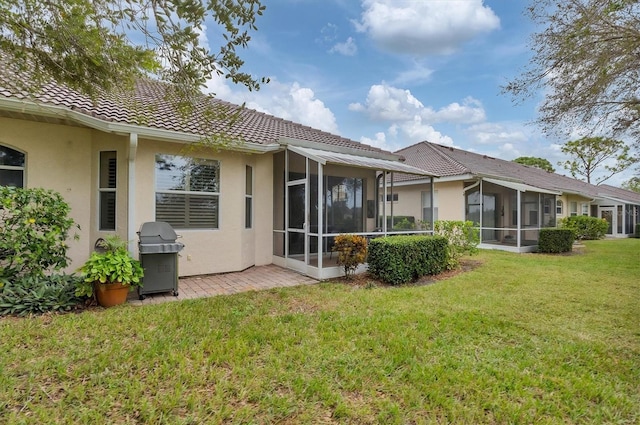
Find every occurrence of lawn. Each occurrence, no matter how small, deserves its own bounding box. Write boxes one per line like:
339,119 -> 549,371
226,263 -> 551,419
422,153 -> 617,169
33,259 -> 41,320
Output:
1,239 -> 639,424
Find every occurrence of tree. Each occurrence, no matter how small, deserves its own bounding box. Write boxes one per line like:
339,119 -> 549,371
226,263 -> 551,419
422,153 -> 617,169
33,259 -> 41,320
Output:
504,0 -> 640,142
559,136 -> 635,184
0,0 -> 267,107
621,176 -> 640,192
513,156 -> 555,172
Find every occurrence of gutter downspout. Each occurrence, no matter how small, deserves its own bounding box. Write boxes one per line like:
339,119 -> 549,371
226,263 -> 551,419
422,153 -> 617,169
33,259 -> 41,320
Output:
128,133 -> 138,254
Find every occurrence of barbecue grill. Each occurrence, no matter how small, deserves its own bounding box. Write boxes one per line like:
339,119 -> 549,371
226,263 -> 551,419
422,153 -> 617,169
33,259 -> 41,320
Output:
137,221 -> 184,300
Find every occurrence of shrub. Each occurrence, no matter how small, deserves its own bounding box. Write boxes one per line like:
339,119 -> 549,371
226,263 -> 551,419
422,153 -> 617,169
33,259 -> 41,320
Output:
0,274 -> 83,316
381,216 -> 416,230
559,216 -> 609,240
332,234 -> 368,278
538,228 -> 575,253
367,235 -> 448,285
0,187 -> 79,280
392,218 -> 415,231
433,220 -> 479,270
635,223 -> 640,238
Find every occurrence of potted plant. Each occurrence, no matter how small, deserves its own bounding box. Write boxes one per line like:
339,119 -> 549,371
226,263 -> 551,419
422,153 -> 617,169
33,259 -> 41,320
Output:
76,235 -> 144,307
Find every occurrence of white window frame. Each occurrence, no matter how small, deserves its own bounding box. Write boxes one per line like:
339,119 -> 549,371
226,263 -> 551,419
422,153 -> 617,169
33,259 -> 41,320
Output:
421,190 -> 439,224
570,201 -> 578,217
155,154 -> 221,229
245,165 -> 253,229
581,203 -> 589,216
0,145 -> 26,188
556,200 -> 563,215
98,151 -> 117,231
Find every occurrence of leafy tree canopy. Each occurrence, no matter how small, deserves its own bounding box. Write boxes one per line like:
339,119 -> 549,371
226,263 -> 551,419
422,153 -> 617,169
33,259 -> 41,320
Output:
0,0 -> 267,107
504,0 -> 640,144
559,136 -> 635,184
621,176 -> 640,192
513,156 -> 555,172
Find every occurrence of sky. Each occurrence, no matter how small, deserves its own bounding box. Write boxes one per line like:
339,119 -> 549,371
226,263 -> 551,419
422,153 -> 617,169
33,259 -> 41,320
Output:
200,0 -> 634,187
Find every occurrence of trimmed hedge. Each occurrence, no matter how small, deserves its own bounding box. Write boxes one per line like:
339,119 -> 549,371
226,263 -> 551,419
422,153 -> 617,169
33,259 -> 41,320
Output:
538,228 -> 575,253
559,215 -> 609,240
367,235 -> 448,285
635,223 -> 640,238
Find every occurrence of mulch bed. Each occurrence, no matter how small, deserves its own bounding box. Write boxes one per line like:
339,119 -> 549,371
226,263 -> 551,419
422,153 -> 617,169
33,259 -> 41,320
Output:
332,258 -> 484,288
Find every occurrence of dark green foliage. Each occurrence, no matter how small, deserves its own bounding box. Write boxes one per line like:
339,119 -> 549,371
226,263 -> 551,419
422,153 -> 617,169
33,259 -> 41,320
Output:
0,187 -> 79,279
382,216 -> 416,230
538,229 -> 575,253
634,223 -> 640,238
560,216 -> 609,240
367,235 -> 448,285
0,274 -> 83,316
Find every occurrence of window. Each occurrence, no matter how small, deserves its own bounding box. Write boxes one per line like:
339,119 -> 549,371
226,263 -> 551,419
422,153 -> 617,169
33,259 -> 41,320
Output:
581,203 -> 589,216
556,200 -> 563,215
383,193 -> 398,202
0,145 -> 25,187
421,190 -> 438,225
99,151 -> 117,230
245,165 -> 253,229
570,201 -> 578,216
155,154 -> 220,229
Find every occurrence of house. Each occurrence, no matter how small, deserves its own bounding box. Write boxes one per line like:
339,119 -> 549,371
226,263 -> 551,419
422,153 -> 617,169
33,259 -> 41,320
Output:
387,141 -> 640,252
0,73 -> 435,280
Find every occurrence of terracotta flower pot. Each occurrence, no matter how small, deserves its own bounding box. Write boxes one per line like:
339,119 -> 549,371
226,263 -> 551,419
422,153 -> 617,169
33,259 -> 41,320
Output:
94,282 -> 131,307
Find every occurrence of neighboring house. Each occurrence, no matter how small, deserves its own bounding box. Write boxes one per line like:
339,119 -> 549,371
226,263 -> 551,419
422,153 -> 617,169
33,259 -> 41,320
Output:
390,142 -> 640,252
0,75 -> 433,280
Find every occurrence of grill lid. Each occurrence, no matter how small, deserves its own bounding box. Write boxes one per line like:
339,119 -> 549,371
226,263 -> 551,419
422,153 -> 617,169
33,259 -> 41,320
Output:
138,221 -> 179,244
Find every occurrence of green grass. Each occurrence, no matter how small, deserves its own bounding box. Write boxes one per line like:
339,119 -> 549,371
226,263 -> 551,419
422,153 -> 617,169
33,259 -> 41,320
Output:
1,239 -> 639,424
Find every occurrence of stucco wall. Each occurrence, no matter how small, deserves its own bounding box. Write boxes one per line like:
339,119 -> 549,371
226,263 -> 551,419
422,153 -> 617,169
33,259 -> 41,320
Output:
0,117 -> 94,272
134,140 -> 273,276
385,179 -> 465,224
1,116 -> 274,277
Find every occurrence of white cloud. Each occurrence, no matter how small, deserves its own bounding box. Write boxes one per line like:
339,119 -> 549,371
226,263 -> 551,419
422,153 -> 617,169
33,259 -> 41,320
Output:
392,62 -> 434,86
205,75 -> 339,134
465,122 -> 528,145
354,0 -> 500,55
353,84 -> 486,125
330,37 -> 358,56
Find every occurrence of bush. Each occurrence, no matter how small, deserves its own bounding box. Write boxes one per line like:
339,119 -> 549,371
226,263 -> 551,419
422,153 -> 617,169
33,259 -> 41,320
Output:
538,228 -> 575,253
433,220 -> 479,270
0,274 -> 84,316
635,223 -> 640,238
381,216 -> 416,230
0,187 -> 79,279
332,234 -> 368,278
368,235 -> 448,285
559,216 -> 609,240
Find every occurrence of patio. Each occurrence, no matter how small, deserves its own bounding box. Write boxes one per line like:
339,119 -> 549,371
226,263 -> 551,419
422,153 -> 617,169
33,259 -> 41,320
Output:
128,264 -> 318,305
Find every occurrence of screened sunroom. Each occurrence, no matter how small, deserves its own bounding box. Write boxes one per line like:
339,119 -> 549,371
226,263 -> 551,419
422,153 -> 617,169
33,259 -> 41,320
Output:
464,178 -> 560,252
272,144 -> 435,279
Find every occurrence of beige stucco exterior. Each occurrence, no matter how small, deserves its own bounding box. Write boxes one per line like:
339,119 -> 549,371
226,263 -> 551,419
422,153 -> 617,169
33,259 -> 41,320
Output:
1,116 -> 274,277
385,179 -> 465,226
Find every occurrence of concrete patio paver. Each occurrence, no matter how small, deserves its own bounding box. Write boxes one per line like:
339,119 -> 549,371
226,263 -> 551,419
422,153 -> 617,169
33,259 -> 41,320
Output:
128,264 -> 318,305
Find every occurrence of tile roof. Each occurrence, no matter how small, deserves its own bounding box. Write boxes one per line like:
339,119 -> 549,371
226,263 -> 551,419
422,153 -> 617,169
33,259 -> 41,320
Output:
0,68 -> 390,157
395,141 -> 640,205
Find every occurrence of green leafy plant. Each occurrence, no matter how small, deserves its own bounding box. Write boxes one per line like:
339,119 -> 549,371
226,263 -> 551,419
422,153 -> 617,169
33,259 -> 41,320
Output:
559,216 -> 609,240
538,228 -> 576,253
0,274 -> 83,317
434,220 -> 479,270
0,187 -> 79,279
367,235 -> 448,285
76,235 -> 144,297
332,234 -> 368,278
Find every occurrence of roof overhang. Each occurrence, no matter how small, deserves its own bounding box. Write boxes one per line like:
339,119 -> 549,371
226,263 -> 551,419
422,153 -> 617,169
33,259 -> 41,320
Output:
0,96 -> 280,154
483,177 -> 561,195
288,145 -> 436,177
